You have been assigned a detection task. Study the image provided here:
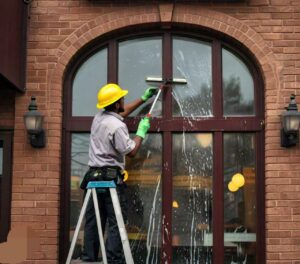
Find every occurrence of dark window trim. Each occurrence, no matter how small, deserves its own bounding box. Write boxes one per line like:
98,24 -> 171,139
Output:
0,130 -> 13,243
0,1 -> 28,92
60,25 -> 265,264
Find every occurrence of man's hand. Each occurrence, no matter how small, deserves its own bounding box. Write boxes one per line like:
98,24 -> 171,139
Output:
141,87 -> 157,102
136,117 -> 150,139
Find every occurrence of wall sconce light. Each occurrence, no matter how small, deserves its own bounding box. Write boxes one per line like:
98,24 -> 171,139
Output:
281,94 -> 300,148
23,96 -> 46,148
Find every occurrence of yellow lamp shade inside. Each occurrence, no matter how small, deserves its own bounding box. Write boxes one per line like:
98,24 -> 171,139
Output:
172,200 -> 179,208
196,133 -> 212,148
228,181 -> 239,192
232,173 -> 245,187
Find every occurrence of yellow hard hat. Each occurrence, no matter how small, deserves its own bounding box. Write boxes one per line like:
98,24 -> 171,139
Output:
96,83 -> 128,109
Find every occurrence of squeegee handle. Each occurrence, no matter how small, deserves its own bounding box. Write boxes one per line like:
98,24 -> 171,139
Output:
147,86 -> 163,117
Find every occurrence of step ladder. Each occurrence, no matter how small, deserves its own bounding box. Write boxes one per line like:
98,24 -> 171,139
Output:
65,181 -> 134,264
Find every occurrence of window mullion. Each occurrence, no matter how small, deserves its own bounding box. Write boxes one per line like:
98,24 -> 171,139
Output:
161,32 -> 173,264
213,132 -> 224,264
212,40 -> 222,118
108,40 -> 117,83
163,32 -> 172,119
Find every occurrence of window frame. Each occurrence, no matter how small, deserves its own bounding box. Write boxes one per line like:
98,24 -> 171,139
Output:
0,130 -> 13,243
60,27 -> 265,264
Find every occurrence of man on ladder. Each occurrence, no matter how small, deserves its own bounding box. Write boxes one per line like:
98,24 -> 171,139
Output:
79,83 -> 157,263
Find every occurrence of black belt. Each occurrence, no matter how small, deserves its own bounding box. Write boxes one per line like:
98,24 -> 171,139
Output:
90,166 -> 122,171
81,166 -> 124,190
89,166 -> 123,181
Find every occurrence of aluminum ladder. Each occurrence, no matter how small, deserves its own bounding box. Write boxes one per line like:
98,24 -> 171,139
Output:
65,181 -> 134,264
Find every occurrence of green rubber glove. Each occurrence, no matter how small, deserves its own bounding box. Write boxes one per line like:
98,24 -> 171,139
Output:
136,117 -> 150,139
141,87 -> 157,102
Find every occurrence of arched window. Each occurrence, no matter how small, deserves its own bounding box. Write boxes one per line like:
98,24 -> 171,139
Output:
61,29 -> 265,264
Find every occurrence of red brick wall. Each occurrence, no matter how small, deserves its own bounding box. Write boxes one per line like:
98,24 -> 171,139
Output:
12,0 -> 300,262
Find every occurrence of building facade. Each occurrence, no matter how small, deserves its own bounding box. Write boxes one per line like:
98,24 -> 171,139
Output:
1,0 -> 300,263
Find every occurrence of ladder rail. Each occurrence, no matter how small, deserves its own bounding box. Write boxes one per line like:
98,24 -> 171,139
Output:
65,189 -> 91,264
92,188 -> 108,264
110,188 -> 134,264
65,181 -> 134,264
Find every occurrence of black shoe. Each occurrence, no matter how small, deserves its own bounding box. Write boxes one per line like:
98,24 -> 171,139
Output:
80,254 -> 102,262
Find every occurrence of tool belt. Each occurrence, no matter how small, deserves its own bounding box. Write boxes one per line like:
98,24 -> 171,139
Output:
80,166 -> 123,190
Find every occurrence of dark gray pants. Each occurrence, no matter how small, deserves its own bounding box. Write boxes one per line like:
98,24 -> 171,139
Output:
82,185 -> 127,263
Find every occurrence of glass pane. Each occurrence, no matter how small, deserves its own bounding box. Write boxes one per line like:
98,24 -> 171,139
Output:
69,133 -> 162,262
70,133 -> 90,258
126,134 -> 162,263
224,133 -> 256,264
119,37 -> 162,117
172,37 -> 212,117
172,133 -> 213,264
223,49 -> 255,116
72,48 -> 107,116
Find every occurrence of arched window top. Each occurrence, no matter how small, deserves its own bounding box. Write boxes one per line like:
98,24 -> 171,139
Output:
70,33 -> 258,119
118,37 -> 162,116
172,36 -> 212,117
222,48 -> 255,116
72,48 -> 107,116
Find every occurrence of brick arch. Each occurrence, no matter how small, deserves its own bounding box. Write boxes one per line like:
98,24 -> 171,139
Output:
50,5 -> 279,100
49,5 -> 280,129
53,7 -> 275,260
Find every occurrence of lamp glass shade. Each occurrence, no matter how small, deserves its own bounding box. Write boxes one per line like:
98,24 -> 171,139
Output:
24,112 -> 44,134
196,133 -> 212,148
282,112 -> 300,132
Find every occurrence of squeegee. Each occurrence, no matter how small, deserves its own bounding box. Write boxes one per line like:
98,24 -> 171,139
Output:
145,77 -> 187,117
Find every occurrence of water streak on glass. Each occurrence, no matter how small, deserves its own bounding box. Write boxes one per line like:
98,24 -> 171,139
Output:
119,38 -> 162,117
72,49 -> 107,116
172,133 -> 213,264
223,133 -> 256,264
172,37 -> 212,117
222,49 -> 255,116
126,134 -> 162,263
146,174 -> 161,264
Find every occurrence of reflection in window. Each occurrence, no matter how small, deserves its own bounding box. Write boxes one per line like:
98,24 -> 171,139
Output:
173,37 -> 212,117
126,134 -> 162,263
172,133 -> 213,263
72,48 -> 107,116
70,133 -> 90,258
224,133 -> 256,264
119,37 -> 162,117
223,49 -> 254,116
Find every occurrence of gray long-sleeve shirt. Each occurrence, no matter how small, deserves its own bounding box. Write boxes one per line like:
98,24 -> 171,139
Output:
88,110 -> 136,170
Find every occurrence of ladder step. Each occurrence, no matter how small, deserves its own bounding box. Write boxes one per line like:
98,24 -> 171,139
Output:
66,180 -> 133,264
87,181 -> 116,189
